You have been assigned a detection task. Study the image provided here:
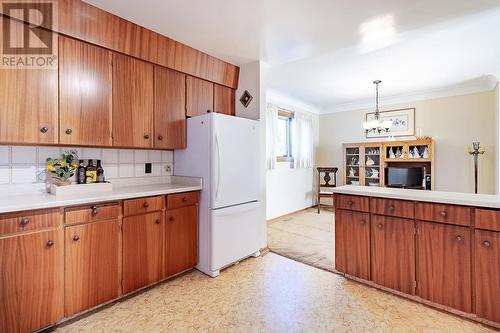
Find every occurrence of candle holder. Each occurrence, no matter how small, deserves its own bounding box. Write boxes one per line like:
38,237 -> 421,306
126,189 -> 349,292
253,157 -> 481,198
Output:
468,142 -> 485,194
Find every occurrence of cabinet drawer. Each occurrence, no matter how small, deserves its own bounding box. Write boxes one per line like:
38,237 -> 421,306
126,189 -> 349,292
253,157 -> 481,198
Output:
416,202 -> 471,226
371,197 -> 414,219
335,194 -> 370,212
123,196 -> 164,216
65,204 -> 120,225
0,208 -> 59,236
167,192 -> 199,209
475,208 -> 500,232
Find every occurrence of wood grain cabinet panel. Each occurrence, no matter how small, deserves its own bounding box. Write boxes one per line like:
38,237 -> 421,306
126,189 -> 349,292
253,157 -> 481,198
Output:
65,204 -> 120,225
186,76 -> 213,117
0,17 -> 58,145
112,53 -> 154,148
371,215 -> 415,294
475,208 -> 500,232
416,202 -> 471,226
370,197 -> 414,219
335,194 -> 370,212
214,84 -> 235,116
0,208 -> 59,236
59,36 -> 112,146
123,196 -> 165,216
122,212 -> 163,294
335,209 -> 370,280
64,219 -> 120,316
154,67 -> 186,149
0,230 -> 63,333
474,229 -> 500,323
417,222 -> 472,313
166,191 -> 199,209
165,205 -> 198,277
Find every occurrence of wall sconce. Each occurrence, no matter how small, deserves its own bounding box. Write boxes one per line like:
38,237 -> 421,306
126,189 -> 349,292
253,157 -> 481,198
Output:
468,142 -> 485,194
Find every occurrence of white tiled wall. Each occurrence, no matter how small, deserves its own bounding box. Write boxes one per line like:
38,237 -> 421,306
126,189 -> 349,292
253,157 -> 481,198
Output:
0,146 -> 174,185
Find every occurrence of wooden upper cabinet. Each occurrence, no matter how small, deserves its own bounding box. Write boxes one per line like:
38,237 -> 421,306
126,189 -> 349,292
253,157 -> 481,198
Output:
474,229 -> 500,323
371,215 -> 415,295
112,53 -> 154,148
122,212 -> 163,294
0,230 -> 63,333
186,76 -> 213,117
214,84 -> 235,116
59,36 -> 112,146
154,67 -> 186,149
417,222 -> 472,313
0,17 -> 58,145
165,205 -> 198,277
64,219 -> 120,317
335,209 -> 370,280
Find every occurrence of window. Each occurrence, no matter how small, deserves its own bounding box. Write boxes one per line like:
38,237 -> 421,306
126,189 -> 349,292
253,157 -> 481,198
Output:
276,109 -> 294,162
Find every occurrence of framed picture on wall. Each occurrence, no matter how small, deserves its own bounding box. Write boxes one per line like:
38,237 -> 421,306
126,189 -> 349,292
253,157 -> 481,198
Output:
365,108 -> 415,138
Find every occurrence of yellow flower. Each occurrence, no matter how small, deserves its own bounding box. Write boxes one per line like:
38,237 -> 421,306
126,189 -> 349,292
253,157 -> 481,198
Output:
47,165 -> 55,171
71,163 -> 78,169
60,161 -> 66,167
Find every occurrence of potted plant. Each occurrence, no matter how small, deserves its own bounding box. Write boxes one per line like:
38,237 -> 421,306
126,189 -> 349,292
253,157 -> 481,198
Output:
46,150 -> 79,187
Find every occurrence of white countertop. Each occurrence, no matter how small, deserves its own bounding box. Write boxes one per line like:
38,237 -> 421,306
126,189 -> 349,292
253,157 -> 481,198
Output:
0,176 -> 202,214
331,185 -> 500,209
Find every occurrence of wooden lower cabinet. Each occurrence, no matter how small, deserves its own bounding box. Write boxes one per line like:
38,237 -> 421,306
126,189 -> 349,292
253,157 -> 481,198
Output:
64,219 -> 120,316
0,230 -> 63,333
474,229 -> 500,323
165,205 -> 198,277
122,212 -> 163,294
417,221 -> 472,313
371,215 -> 415,295
335,209 -> 370,280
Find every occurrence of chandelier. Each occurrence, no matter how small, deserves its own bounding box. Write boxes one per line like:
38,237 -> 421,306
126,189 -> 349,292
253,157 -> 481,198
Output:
363,80 -> 392,134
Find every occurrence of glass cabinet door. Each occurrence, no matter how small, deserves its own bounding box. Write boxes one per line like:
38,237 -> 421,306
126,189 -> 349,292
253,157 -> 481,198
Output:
345,147 -> 360,185
364,146 -> 381,186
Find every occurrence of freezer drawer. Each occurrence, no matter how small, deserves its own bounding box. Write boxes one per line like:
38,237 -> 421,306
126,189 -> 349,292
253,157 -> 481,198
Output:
210,201 -> 261,271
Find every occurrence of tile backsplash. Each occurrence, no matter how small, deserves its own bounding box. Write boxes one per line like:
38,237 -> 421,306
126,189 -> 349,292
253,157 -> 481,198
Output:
0,146 -> 174,185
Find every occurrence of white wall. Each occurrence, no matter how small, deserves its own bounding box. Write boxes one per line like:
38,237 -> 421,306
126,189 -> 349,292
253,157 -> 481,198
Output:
318,90 -> 497,194
266,92 -> 320,220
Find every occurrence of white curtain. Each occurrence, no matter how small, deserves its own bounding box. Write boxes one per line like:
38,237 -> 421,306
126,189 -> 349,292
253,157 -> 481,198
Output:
292,112 -> 313,168
266,103 -> 279,170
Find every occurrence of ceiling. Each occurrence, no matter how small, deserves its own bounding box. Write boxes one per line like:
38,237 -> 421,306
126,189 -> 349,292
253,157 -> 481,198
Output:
84,0 -> 500,111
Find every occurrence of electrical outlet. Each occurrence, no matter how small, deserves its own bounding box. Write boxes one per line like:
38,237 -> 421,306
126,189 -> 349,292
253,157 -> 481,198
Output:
145,163 -> 152,174
164,164 -> 172,173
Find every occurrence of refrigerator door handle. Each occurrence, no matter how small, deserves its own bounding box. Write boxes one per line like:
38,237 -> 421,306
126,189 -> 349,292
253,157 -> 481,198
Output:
215,134 -> 221,201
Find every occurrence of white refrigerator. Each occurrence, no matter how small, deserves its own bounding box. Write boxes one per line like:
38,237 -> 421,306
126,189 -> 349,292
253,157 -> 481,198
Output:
175,113 -> 262,277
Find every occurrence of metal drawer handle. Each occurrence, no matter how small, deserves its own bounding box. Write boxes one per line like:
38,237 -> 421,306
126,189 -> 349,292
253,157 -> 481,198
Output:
182,197 -> 188,202
377,223 -> 383,229
388,205 -> 395,211
144,134 -> 150,139
155,219 -> 161,224
40,127 -> 48,133
65,128 -> 72,135
46,240 -> 54,248
73,235 -> 80,241
483,240 -> 492,248
347,200 -> 354,206
91,205 -> 98,215
143,202 -> 150,208
169,216 -> 174,222
158,135 -> 163,141
440,211 -> 447,217
456,235 -> 463,242
19,217 -> 30,226
359,220 -> 366,225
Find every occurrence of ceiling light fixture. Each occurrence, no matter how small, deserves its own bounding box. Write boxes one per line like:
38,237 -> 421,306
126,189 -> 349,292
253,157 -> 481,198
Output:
363,80 -> 392,134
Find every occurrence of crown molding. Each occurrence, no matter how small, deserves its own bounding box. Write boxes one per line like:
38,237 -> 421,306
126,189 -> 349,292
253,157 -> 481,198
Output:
267,88 -> 321,114
321,75 -> 499,115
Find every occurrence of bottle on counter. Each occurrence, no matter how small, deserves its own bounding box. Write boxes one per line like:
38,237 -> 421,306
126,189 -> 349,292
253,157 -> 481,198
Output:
96,160 -> 105,183
77,160 -> 86,184
85,159 -> 97,183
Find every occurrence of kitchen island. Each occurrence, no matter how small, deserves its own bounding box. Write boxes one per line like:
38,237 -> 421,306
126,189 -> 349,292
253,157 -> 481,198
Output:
331,185 -> 500,329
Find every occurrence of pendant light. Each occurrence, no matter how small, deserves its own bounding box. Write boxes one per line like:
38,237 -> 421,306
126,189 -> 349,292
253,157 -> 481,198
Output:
363,80 -> 392,134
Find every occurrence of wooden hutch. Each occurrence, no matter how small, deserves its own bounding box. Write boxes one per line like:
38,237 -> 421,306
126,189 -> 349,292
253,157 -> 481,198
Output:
343,138 -> 434,190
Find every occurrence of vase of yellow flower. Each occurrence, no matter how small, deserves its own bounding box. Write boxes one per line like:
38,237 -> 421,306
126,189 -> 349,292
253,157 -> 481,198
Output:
46,150 -> 79,188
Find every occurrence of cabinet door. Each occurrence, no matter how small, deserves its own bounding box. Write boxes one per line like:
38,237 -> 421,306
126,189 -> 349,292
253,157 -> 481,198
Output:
371,215 -> 415,294
64,219 -> 120,317
186,76 -> 213,117
59,36 -> 112,146
165,205 -> 198,277
417,222 -> 471,312
154,67 -> 186,149
122,212 -> 163,294
213,84 -> 235,116
0,17 -> 58,144
475,229 -> 500,323
335,209 -> 370,280
113,53 -> 154,148
0,230 -> 63,333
